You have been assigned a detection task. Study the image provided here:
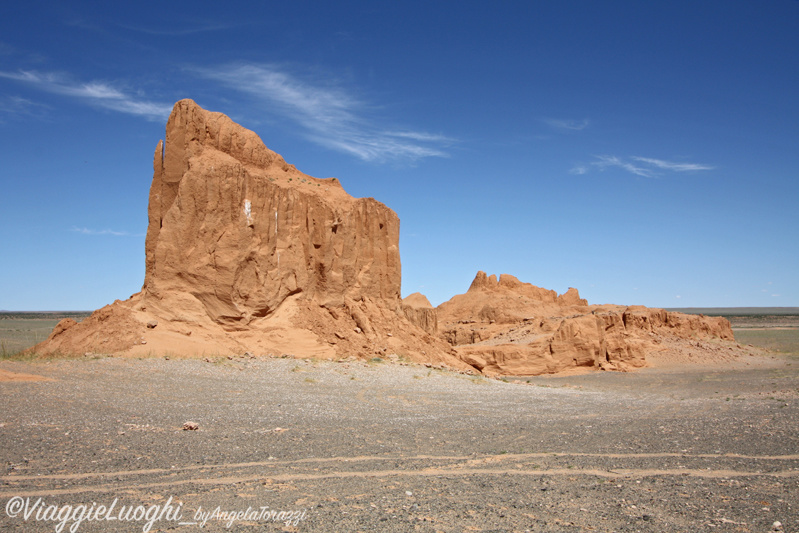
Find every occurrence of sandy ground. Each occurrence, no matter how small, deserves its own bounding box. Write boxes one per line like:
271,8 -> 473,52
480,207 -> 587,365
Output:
1,353 -> 797,532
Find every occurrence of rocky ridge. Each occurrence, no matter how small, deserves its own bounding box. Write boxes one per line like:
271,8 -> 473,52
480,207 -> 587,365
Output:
435,272 -> 735,376
32,100 -> 738,376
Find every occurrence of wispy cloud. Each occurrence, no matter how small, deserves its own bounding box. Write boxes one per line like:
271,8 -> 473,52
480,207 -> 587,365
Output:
0,70 -> 172,121
581,155 -> 714,178
569,165 -> 588,175
592,155 -> 657,177
630,157 -> 715,172
382,130 -> 456,143
543,118 -> 590,132
71,227 -> 143,237
0,95 -> 50,121
191,63 -> 454,162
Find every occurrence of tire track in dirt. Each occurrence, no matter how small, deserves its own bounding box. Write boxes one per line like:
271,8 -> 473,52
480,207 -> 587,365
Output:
3,450 -> 796,482
3,451 -> 797,498
4,467 -> 798,498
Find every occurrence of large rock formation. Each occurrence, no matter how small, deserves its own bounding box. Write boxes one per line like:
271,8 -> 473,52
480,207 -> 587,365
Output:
144,100 -> 401,324
435,271 -> 736,376
31,100 -> 741,376
33,100 -> 464,369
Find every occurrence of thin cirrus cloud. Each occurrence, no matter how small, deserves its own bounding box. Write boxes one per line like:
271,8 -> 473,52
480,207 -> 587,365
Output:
191,63 -> 455,162
0,95 -> 49,120
0,70 -> 172,121
71,227 -> 144,237
574,155 -> 715,178
592,155 -> 657,178
630,157 -> 715,172
1,65 -> 454,162
569,165 -> 589,175
543,118 -> 590,132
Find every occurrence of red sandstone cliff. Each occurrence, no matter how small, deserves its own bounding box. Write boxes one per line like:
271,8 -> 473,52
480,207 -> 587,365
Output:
401,293 -> 438,335
434,271 -> 736,376
144,100 -> 401,324
31,100 -> 740,376
33,100 -> 462,368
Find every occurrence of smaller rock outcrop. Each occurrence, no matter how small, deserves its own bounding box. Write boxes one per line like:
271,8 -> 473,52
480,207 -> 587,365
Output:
401,293 -> 438,335
437,271 -> 735,376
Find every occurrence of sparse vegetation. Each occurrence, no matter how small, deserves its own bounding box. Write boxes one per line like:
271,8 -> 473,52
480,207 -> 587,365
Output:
733,328 -> 799,354
664,309 -> 799,355
0,312 -> 90,357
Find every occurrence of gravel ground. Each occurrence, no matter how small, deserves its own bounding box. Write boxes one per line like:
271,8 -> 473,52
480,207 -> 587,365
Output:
1,354 -> 797,532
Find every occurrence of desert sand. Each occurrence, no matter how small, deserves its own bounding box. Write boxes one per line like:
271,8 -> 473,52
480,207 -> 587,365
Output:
1,351 -> 796,531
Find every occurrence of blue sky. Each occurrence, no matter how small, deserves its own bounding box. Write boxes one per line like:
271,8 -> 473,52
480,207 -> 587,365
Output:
1,0 -> 797,310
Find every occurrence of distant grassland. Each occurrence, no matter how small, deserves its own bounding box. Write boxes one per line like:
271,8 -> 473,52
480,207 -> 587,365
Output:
668,306 -> 798,329
666,307 -> 799,317
666,307 -> 799,354
733,329 -> 799,355
0,312 -> 90,357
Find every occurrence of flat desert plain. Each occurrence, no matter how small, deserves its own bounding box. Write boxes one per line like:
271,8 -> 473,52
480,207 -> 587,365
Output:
0,312 -> 797,532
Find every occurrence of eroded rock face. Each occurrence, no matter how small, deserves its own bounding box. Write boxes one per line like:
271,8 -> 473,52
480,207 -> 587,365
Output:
401,292 -> 438,335
30,100 -> 740,376
437,271 -> 736,376
32,100 -> 466,369
144,99 -> 401,326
